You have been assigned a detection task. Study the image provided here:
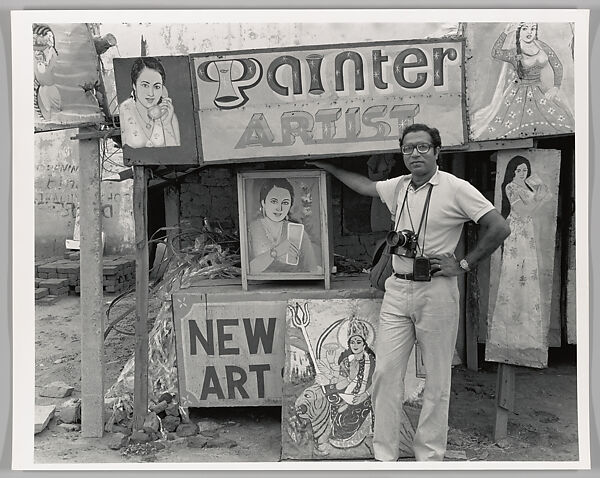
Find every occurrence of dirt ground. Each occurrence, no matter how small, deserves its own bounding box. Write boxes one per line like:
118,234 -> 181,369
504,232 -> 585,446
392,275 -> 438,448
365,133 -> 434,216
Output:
33,294 -> 579,465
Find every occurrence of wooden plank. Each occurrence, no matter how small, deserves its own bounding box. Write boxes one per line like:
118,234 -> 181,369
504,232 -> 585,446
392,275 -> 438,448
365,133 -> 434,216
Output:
78,130 -> 104,437
133,166 -> 150,430
465,223 -> 480,371
494,363 -> 515,441
444,138 -> 534,153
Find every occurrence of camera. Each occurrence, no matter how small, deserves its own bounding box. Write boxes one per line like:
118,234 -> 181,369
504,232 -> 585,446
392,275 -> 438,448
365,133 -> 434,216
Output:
386,229 -> 418,258
413,256 -> 432,282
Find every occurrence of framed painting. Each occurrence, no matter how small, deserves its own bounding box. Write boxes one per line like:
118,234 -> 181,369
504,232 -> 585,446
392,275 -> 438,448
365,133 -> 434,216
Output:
113,55 -> 198,166
237,170 -> 331,290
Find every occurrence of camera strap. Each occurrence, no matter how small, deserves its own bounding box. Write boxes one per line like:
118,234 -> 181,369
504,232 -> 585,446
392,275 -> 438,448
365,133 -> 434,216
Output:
418,184 -> 434,257
400,183 -> 433,256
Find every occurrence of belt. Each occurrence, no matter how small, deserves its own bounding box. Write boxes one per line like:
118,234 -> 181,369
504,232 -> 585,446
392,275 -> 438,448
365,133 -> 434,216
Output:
394,273 -> 414,281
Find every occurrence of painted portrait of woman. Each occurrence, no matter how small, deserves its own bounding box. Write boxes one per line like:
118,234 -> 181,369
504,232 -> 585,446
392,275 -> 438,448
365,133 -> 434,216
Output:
247,177 -> 321,274
119,56 -> 181,148
33,23 -> 62,121
487,154 -> 554,367
471,22 -> 574,140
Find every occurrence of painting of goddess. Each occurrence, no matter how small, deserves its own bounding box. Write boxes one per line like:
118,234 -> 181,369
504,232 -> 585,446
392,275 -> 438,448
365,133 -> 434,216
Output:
470,22 -> 574,140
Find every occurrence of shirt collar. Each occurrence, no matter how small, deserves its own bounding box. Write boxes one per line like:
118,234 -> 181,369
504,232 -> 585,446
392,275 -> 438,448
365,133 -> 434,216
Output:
408,167 -> 440,191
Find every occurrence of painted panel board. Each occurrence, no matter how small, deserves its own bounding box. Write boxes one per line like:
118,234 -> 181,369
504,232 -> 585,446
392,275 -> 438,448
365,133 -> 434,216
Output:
113,56 -> 198,165
33,23 -> 104,132
191,38 -> 466,164
486,149 -> 561,368
172,294 -> 285,407
466,22 -> 574,141
282,299 -> 421,460
237,170 -> 330,289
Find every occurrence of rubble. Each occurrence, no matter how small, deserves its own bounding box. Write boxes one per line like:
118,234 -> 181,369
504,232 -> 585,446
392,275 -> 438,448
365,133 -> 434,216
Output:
57,398 -> 81,424
108,432 -> 129,450
176,422 -> 198,437
40,381 -> 74,398
35,404 -> 56,434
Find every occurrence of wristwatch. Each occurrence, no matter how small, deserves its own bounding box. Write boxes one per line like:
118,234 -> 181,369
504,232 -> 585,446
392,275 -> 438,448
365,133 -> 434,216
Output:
270,248 -> 278,259
459,258 -> 471,272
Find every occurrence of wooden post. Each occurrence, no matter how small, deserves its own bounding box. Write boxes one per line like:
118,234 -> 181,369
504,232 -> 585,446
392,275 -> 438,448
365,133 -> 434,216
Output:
465,223 -> 480,371
133,166 -> 149,430
164,184 -> 181,250
494,363 -> 516,441
79,129 -> 105,437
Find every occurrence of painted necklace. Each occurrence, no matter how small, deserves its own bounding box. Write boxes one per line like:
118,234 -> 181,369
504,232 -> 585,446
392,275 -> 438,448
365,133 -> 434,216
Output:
261,217 -> 283,245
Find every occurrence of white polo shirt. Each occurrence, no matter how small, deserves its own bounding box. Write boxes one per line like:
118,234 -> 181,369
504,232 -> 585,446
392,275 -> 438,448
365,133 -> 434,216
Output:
375,168 -> 495,274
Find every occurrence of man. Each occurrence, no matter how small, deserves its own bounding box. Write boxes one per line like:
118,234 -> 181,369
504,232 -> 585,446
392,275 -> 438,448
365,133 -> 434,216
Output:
310,123 -> 510,461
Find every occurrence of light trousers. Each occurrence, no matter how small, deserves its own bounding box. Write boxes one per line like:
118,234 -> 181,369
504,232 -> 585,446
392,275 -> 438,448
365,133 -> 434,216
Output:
373,274 -> 460,461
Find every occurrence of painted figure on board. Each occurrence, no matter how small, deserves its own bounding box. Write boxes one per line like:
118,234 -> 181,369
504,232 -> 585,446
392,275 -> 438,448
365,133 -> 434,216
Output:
471,22 -> 574,139
292,316 -> 375,456
119,57 -> 181,148
248,178 -> 320,274
33,24 -> 62,121
488,155 -> 551,352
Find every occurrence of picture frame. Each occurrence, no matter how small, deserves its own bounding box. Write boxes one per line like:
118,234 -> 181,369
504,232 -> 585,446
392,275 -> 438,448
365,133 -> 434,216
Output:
237,170 -> 331,290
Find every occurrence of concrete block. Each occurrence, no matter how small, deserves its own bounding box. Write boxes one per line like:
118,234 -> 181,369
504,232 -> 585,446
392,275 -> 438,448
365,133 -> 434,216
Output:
37,296 -> 58,305
35,404 -> 56,434
35,288 -> 49,299
143,412 -> 160,434
129,430 -> 152,444
38,265 -> 58,274
40,381 -> 74,398
39,278 -> 69,288
57,398 -> 81,423
162,415 -> 180,433
149,400 -> 168,414
165,402 -> 180,416
187,436 -> 208,448
176,422 -> 198,437
108,432 -> 129,450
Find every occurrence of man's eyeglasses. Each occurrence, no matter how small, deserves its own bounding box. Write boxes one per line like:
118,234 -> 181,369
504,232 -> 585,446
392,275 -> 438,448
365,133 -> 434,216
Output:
400,143 -> 433,155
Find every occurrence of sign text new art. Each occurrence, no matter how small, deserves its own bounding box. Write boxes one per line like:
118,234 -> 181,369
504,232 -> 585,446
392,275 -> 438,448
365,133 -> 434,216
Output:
173,296 -> 285,406
191,39 -> 466,163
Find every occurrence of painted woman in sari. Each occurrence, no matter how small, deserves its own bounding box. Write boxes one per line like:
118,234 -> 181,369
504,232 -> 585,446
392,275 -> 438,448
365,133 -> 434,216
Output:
471,22 -> 574,140
314,317 -> 376,450
487,156 -> 551,362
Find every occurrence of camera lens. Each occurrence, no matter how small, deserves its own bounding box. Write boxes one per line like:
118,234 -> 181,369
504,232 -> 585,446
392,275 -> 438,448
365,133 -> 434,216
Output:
386,231 -> 400,246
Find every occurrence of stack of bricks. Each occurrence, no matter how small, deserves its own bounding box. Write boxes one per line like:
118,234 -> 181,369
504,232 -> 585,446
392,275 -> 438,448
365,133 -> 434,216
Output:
102,257 -> 136,294
35,254 -> 136,303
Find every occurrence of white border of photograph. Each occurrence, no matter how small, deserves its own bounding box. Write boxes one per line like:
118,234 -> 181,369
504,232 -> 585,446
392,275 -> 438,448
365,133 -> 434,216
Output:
11,8 -> 590,471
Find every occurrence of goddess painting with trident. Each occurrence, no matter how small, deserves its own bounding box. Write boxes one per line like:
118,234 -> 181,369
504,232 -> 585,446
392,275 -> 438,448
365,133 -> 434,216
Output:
287,302 -> 376,457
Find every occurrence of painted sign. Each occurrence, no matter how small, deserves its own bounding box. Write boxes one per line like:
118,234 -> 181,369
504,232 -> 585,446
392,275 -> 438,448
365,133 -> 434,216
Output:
113,56 -> 198,165
466,22 -> 574,141
486,149 -> 561,368
237,170 -> 330,290
33,23 -> 104,132
282,298 -> 420,460
172,294 -> 285,406
191,39 -> 466,163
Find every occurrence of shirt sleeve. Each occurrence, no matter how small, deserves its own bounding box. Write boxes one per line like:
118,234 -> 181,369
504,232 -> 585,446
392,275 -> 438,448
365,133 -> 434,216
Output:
454,179 -> 496,224
375,176 -> 406,219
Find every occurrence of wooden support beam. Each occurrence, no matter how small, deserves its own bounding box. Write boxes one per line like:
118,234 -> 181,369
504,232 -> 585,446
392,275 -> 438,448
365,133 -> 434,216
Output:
78,128 -> 105,437
133,166 -> 150,430
494,363 -> 516,441
465,223 -> 480,371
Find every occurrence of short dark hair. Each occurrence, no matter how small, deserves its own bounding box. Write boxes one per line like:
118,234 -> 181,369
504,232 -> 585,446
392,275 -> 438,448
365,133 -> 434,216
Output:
400,123 -> 442,150
259,178 -> 295,207
130,57 -> 167,87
